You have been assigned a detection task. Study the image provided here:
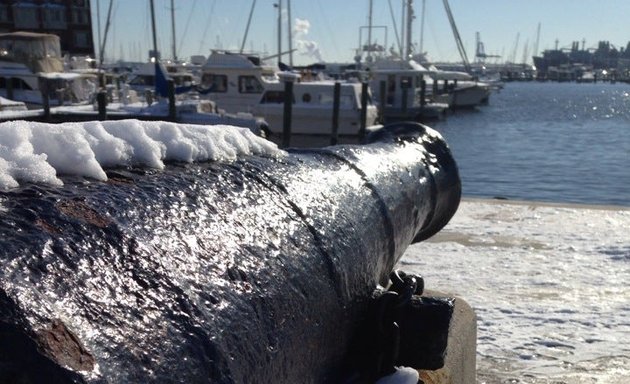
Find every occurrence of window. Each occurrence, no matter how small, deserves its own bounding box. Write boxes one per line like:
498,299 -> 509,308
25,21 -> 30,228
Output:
129,75 -> 154,86
302,93 -> 311,103
72,8 -> 89,24
260,91 -> 293,104
0,5 -> 9,23
238,75 -> 263,94
400,76 -> 412,89
42,5 -> 68,29
13,4 -> 39,29
318,93 -> 353,107
74,31 -> 89,48
0,77 -> 33,91
13,77 -> 33,90
318,93 -> 333,105
201,73 -> 227,93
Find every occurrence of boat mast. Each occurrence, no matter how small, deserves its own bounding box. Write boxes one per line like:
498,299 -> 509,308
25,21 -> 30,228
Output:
276,0 -> 282,65
240,0 -> 257,54
287,0 -> 293,67
442,0 -> 471,73
400,0 -> 405,58
367,0 -> 373,62
96,0 -> 101,62
533,22 -> 541,57
170,0 -> 177,61
99,0 -> 114,67
418,0 -> 425,55
387,0 -> 402,56
149,0 -> 159,61
405,0 -> 414,59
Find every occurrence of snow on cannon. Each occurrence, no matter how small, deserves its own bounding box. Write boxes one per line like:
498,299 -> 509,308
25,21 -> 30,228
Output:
0,120 -> 461,383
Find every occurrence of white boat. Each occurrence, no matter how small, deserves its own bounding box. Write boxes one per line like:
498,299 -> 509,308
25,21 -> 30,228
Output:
0,96 -> 26,112
367,59 -> 448,122
107,99 -> 268,136
409,60 -> 491,108
50,94 -> 269,137
126,61 -> 197,96
0,32 -> 97,107
50,61 -> 269,137
198,51 -> 378,137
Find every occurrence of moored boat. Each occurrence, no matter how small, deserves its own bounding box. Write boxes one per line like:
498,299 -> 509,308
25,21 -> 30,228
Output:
198,50 -> 379,137
0,32 -> 97,108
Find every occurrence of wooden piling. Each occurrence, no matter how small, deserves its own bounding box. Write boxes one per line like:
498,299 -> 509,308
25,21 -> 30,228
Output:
359,82 -> 368,139
97,91 -> 107,120
282,79 -> 294,148
420,78 -> 427,107
6,77 -> 13,101
330,82 -> 341,146
379,80 -> 387,123
402,78 -> 411,114
40,77 -> 50,122
168,79 -> 176,121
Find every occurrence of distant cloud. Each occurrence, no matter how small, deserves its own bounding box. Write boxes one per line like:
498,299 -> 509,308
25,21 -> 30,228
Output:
293,18 -> 323,63
294,18 -> 310,36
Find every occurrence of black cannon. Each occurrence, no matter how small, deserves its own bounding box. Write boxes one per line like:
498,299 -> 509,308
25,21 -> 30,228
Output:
0,122 -> 460,383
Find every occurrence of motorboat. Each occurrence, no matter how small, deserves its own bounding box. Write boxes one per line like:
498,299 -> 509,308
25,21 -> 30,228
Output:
51,62 -> 269,137
126,61 -> 197,96
0,32 -> 97,107
367,59 -> 448,122
198,51 -> 378,137
409,60 -> 491,108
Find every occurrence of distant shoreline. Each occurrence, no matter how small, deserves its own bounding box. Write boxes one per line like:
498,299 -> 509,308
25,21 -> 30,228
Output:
462,196 -> 630,211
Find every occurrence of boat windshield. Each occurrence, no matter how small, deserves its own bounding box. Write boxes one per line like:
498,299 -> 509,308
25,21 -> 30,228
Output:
0,33 -> 62,62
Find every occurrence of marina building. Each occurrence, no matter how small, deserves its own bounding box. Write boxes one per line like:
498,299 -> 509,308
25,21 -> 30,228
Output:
0,0 -> 94,57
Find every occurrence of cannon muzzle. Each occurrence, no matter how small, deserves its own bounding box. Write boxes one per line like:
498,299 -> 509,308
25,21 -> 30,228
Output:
0,120 -> 460,383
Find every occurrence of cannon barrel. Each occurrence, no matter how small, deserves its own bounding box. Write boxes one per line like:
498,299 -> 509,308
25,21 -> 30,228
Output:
0,121 -> 460,383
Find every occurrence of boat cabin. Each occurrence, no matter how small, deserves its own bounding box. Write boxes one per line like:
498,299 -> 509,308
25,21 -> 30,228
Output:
0,32 -> 96,106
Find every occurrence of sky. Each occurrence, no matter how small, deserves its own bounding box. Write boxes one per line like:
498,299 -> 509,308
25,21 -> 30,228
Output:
91,0 -> 630,66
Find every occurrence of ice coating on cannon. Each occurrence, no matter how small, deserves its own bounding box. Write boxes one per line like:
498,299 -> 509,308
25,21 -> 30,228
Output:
0,120 -> 460,383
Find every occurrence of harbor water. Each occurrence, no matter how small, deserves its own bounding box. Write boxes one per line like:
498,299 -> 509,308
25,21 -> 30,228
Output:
399,82 -> 630,383
429,82 -> 630,207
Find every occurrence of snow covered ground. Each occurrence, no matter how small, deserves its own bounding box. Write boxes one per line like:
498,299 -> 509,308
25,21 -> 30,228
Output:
399,198 -> 630,383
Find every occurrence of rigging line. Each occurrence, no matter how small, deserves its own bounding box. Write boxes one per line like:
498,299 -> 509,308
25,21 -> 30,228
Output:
387,0 -> 402,56
177,0 -> 197,58
198,0 -> 216,53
